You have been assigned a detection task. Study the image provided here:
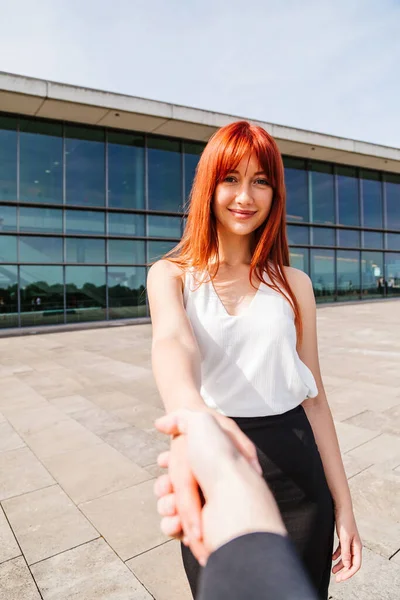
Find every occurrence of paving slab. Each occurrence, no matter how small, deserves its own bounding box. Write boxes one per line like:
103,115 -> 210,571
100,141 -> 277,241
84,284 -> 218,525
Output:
3,485 -> 98,565
112,404 -> 165,431
127,539 -> 192,600
345,405 -> 400,436
43,442 -> 152,504
48,394 -> 96,414
101,425 -> 169,468
0,507 -> 20,564
0,421 -> 25,453
4,404 -> 66,436
0,556 -> 41,600
71,406 -> 129,436
334,421 -> 379,453
86,389 -> 142,411
80,479 -> 167,561
346,433 -> 400,469
31,537 -> 152,600
0,447 -> 55,501
22,418 -> 102,459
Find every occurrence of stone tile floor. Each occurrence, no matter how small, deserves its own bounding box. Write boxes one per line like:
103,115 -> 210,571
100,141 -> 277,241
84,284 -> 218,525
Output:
0,300 -> 399,599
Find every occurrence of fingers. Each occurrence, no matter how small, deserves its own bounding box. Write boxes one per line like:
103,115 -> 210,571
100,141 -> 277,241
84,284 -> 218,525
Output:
157,451 -> 170,469
154,474 -> 173,498
160,515 -> 182,538
332,538 -> 363,583
332,543 -> 341,561
157,493 -> 177,517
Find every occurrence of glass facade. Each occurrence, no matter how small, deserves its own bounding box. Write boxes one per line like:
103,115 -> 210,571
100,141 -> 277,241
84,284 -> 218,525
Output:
0,113 -> 399,329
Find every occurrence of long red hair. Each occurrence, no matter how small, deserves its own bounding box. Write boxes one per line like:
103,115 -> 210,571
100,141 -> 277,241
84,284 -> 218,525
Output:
164,120 -> 302,342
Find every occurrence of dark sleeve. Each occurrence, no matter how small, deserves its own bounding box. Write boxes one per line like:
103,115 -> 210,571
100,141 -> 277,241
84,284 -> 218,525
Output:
197,532 -> 318,600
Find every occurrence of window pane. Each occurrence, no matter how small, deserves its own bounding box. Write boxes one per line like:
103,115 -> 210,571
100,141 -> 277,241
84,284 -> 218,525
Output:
66,126 -> 105,207
0,235 -> 17,262
385,175 -> 400,230
108,240 -> 145,264
0,116 -> 17,201
148,137 -> 182,212
65,210 -> 105,235
337,166 -> 359,226
287,225 -> 309,245
147,240 -> 177,263
338,229 -> 360,248
108,132 -> 144,209
66,238 -> 105,264
0,205 -> 17,232
0,265 -> 18,328
361,171 -> 383,228
20,119 -> 63,204
386,233 -> 400,251
184,142 -> 204,206
284,158 -> 308,223
20,207 -> 63,234
310,249 -> 335,302
363,231 -> 383,249
148,215 -> 181,238
310,162 -> 335,225
66,266 -> 106,322
385,253 -> 400,295
361,252 -> 384,298
337,250 -> 360,300
289,248 -> 309,273
108,266 -> 147,319
20,236 -> 63,263
312,227 -> 335,246
108,212 -> 145,237
20,265 -> 64,326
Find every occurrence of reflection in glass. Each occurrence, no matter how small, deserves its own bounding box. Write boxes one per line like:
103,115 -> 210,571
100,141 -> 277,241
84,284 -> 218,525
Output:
20,265 -> 64,326
312,227 -> 335,247
361,171 -> 383,229
337,166 -> 359,226
66,266 -> 106,322
386,233 -> 400,251
289,248 -> 309,273
65,210 -> 105,235
0,265 -> 18,328
20,207 -> 63,233
19,236 -> 63,263
20,119 -> 63,204
108,212 -> 145,237
361,252 -> 384,298
148,215 -> 181,238
385,253 -> 400,296
385,175 -> 400,230
337,250 -> 360,300
108,132 -> 144,209
108,266 -> 147,319
0,205 -> 17,232
284,158 -> 308,222
0,235 -> 17,262
148,240 -> 177,263
310,249 -> 335,302
66,126 -> 105,207
66,238 -> 105,264
363,231 -> 383,249
108,240 -> 145,264
0,116 -> 17,201
148,137 -> 182,212
310,162 -> 335,224
184,142 -> 204,206
287,225 -> 309,245
338,229 -> 360,248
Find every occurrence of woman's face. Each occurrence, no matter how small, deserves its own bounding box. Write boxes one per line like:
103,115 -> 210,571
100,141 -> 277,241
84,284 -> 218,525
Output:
213,152 -> 273,237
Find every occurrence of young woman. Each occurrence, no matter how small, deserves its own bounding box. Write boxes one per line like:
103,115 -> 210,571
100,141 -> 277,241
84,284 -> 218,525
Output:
147,121 -> 362,600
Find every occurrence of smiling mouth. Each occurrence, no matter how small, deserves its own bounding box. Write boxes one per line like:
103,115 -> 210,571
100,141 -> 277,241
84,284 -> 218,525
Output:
228,209 -> 256,216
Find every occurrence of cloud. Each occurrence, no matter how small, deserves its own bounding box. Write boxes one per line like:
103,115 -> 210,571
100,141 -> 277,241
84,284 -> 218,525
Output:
1,0 -> 399,147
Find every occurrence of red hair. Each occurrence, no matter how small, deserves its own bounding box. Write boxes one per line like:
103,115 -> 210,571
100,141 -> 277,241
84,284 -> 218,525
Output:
164,120 -> 303,342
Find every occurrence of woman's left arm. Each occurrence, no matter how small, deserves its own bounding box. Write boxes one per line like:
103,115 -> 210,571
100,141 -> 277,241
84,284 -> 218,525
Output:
288,268 -> 362,583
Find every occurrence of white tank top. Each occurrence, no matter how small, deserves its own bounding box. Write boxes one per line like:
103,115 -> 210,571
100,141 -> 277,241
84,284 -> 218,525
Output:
183,269 -> 318,417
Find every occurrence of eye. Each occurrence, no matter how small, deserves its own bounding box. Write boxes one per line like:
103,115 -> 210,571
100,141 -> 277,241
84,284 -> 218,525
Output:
223,175 -> 237,183
255,178 -> 270,186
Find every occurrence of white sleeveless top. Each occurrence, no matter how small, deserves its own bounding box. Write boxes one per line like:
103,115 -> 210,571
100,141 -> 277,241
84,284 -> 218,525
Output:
183,269 -> 318,417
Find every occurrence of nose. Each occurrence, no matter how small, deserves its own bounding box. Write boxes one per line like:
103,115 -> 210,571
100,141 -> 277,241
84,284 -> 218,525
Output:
236,183 -> 253,205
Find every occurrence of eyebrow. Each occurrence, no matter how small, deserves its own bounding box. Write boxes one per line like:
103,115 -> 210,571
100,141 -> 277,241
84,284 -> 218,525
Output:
228,169 -> 268,176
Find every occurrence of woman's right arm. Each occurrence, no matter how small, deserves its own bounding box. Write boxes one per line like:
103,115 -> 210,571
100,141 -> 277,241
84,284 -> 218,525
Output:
147,260 -> 205,413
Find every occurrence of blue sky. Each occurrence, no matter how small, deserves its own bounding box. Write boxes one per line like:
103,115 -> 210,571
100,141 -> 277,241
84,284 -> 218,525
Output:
1,0 -> 399,147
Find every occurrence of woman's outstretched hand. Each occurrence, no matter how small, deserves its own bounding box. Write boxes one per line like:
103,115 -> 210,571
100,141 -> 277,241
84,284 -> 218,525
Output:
154,409 -> 283,565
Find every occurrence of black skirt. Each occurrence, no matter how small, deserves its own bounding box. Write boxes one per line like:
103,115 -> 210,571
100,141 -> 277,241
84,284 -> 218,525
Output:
181,405 -> 335,600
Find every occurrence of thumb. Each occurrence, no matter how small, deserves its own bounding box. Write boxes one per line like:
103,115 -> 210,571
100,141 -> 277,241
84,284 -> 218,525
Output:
155,412 -> 188,437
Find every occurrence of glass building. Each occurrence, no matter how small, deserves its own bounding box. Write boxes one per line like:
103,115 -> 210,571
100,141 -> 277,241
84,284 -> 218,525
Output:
0,74 -> 399,330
